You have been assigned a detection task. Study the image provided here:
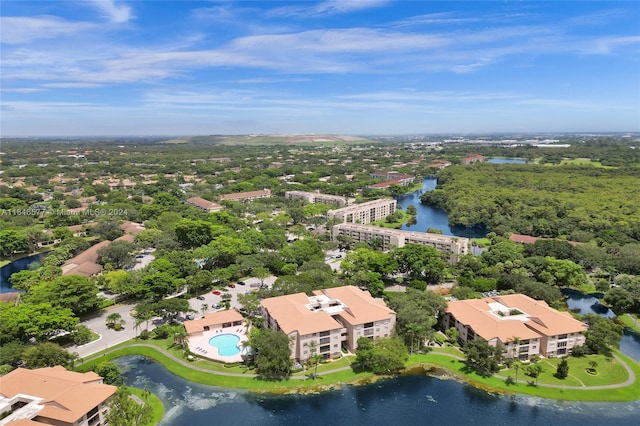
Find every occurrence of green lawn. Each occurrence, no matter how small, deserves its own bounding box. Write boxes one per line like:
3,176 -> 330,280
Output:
410,349 -> 640,402
125,386 -> 164,426
620,314 -> 640,333
78,339 -> 639,401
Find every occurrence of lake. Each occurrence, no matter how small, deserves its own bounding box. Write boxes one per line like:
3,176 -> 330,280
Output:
118,355 -> 640,426
117,288 -> 640,425
0,252 -> 44,293
395,158 -> 525,238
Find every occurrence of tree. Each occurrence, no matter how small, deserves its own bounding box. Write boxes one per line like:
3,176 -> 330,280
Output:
250,329 -> 293,379
174,219 -> 214,248
555,357 -> 569,379
200,303 -> 208,317
97,240 -> 136,270
392,244 -> 447,283
72,324 -> 94,345
27,275 -> 103,316
306,340 -> 323,380
105,387 -> 153,426
93,361 -> 124,385
525,364 -> 543,385
23,342 -> 79,368
251,267 -> 271,287
462,339 -> 503,376
106,313 -> 125,330
355,337 -> 408,375
582,314 -> 624,355
0,303 -> 78,343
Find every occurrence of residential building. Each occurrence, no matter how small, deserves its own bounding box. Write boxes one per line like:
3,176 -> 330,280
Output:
443,294 -> 588,360
509,233 -> 583,247
285,191 -> 348,207
327,199 -> 396,225
369,172 -> 415,186
0,366 -> 117,426
184,309 -> 245,337
218,189 -> 271,202
260,285 -> 396,362
61,240 -> 110,277
185,197 -> 224,213
461,154 -> 485,165
331,223 -> 469,263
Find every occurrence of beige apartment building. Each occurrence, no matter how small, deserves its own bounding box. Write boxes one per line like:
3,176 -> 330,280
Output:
285,190 -> 349,207
186,196 -> 224,213
260,285 -> 396,362
327,199 -> 396,225
444,294 -> 588,360
0,366 -> 117,426
332,223 -> 469,263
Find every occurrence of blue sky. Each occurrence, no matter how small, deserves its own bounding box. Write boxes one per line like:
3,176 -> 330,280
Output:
1,1 -> 639,136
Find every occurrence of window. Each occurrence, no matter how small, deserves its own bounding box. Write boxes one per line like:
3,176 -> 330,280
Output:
558,341 -> 567,348
320,331 -> 330,337
364,322 -> 374,328
558,334 -> 568,340
320,337 -> 330,345
320,345 -> 330,353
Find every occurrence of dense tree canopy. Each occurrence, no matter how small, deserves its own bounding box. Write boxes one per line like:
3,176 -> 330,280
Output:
250,329 -> 293,379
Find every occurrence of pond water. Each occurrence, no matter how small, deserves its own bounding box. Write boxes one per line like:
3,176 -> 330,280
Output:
395,158 -> 524,238
0,253 -> 44,293
117,355 -> 640,426
563,288 -> 640,362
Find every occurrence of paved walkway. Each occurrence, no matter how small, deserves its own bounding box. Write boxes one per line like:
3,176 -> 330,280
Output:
86,344 -> 636,391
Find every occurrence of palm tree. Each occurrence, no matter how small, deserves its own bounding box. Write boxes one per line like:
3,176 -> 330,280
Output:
589,360 -> 598,373
173,327 -> 187,349
306,340 -> 322,380
106,313 -> 124,330
200,304 -> 208,317
513,361 -> 520,385
510,336 -> 521,360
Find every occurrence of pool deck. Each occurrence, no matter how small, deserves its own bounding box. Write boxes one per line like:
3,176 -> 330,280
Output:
187,326 -> 249,363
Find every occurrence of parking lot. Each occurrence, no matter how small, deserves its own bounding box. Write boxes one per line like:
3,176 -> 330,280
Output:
187,275 -> 277,317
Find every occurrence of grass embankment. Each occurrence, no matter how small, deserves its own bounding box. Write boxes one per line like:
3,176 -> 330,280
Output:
370,211 -> 413,229
410,347 -> 640,402
125,386 -> 164,426
79,339 -> 374,392
79,338 -> 639,401
620,314 -> 640,333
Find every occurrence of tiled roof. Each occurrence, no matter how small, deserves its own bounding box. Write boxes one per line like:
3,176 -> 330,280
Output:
0,366 -> 116,425
184,309 -> 244,334
446,294 -> 587,343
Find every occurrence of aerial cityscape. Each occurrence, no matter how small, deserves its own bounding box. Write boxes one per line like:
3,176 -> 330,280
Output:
1,1 -> 639,426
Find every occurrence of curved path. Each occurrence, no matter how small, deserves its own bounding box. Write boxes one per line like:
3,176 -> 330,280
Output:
88,344 -> 636,391
87,343 -> 353,379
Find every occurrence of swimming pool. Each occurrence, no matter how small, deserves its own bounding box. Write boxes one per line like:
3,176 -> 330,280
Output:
208,334 -> 241,356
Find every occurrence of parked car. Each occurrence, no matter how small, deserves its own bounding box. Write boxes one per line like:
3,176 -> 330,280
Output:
212,290 -> 221,295
135,255 -> 144,259
196,296 -> 205,300
186,314 -> 195,320
237,281 -> 246,286
228,283 -> 236,288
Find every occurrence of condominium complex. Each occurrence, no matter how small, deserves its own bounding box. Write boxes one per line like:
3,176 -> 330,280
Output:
285,190 -> 348,207
444,294 -> 588,360
218,189 -> 271,202
0,366 -> 117,426
369,172 -> 415,186
331,223 -> 469,262
186,196 -> 224,212
327,199 -> 396,225
260,285 -> 396,362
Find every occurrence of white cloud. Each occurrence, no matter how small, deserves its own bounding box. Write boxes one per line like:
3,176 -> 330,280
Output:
86,0 -> 133,23
269,0 -> 390,18
0,16 -> 94,44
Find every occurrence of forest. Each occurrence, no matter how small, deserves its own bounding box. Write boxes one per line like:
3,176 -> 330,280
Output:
421,164 -> 640,244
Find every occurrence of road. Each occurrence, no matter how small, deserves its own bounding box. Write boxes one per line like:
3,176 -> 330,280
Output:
73,275 -> 278,358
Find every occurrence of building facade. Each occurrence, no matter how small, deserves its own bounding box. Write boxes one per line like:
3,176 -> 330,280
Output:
0,366 -> 117,426
444,294 -> 587,360
284,191 -> 348,207
218,189 -> 271,202
260,286 -> 396,362
331,223 -> 469,263
327,199 -> 396,225
186,196 -> 224,212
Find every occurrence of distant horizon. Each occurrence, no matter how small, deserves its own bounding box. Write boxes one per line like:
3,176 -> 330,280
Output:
2,1 -> 639,136
1,131 -> 639,140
